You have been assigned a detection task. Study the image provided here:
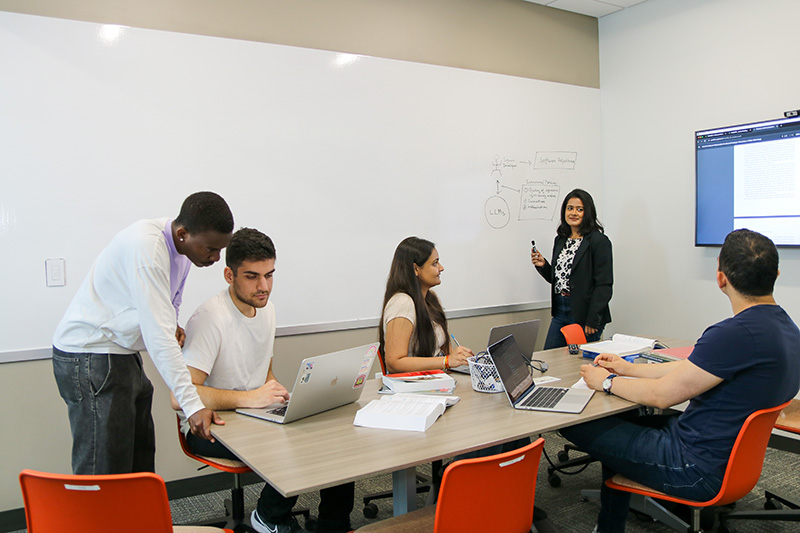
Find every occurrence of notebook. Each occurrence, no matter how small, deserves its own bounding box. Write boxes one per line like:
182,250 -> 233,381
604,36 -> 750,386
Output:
450,319 -> 541,374
236,343 -> 378,424
488,334 -> 594,414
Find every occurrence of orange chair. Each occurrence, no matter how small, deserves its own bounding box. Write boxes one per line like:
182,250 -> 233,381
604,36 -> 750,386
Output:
605,400 -> 791,533
176,417 -> 254,531
560,323 -> 587,345
715,398 -> 800,529
356,437 -> 545,533
176,417 -> 312,530
19,469 -> 233,533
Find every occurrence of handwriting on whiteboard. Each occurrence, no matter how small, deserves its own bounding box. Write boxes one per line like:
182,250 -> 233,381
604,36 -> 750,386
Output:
534,151 -> 577,170
485,153 -> 575,228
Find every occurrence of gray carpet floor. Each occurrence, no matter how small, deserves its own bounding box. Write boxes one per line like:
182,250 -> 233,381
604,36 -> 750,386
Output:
10,431 -> 800,532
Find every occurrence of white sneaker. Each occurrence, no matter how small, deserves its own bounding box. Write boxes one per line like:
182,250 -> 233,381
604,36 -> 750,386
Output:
250,509 -> 302,533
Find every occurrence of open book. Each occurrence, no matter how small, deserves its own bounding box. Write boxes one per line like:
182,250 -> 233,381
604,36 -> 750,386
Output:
353,394 -> 457,432
580,334 -> 660,357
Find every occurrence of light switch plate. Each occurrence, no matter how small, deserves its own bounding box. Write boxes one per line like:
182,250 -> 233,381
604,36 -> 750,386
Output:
46,258 -> 66,287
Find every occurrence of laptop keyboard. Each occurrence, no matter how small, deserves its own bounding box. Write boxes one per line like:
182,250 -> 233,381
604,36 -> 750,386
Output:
520,387 -> 568,409
267,403 -> 288,416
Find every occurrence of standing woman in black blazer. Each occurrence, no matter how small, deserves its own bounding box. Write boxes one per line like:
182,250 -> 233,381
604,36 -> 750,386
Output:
531,189 -> 613,349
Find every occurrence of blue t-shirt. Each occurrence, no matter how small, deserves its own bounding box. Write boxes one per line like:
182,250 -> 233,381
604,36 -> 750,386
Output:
675,304 -> 800,477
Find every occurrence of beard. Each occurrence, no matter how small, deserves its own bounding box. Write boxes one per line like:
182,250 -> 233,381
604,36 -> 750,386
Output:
232,284 -> 269,309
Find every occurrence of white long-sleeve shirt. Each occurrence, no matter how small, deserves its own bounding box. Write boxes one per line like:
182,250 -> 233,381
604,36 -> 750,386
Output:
53,218 -> 205,418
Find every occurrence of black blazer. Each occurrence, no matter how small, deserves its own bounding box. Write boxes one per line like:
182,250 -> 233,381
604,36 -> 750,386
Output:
535,230 -> 613,330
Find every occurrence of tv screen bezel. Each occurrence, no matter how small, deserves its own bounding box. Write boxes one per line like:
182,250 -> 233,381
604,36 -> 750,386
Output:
695,114 -> 800,248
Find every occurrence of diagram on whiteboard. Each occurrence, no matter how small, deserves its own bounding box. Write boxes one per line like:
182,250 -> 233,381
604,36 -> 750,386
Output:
484,151 -> 577,229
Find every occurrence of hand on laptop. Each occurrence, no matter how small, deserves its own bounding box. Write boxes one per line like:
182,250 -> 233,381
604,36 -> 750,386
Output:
246,379 -> 291,408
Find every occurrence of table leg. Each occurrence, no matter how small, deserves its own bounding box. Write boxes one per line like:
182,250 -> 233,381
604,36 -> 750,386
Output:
391,466 -> 417,516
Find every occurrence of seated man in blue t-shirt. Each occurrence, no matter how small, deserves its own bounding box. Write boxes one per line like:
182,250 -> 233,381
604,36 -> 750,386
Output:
561,229 -> 800,533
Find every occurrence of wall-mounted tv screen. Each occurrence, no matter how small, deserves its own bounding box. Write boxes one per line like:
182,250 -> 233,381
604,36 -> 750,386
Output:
696,115 -> 800,246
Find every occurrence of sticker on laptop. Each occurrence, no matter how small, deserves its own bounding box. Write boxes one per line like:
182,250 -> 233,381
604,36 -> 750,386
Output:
353,373 -> 367,389
304,361 -> 315,371
300,372 -> 312,384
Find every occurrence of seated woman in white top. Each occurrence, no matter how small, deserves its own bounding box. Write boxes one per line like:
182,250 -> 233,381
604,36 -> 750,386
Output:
380,236 -> 474,373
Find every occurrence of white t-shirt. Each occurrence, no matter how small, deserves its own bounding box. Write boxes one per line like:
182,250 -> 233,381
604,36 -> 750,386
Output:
182,288 -> 276,391
382,292 -> 446,357
178,288 -> 276,433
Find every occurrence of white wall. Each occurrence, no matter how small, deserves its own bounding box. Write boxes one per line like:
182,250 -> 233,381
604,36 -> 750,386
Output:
599,0 -> 800,343
0,0 -> 593,514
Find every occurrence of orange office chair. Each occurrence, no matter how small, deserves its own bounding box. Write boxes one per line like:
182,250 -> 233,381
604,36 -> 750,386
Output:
715,398 -> 800,529
175,417 -> 313,531
19,468 -> 233,533
356,437 -> 544,532
605,400 -> 791,533
176,416 -> 255,531
560,323 -> 587,345
547,323 -> 592,487
361,350 -> 444,518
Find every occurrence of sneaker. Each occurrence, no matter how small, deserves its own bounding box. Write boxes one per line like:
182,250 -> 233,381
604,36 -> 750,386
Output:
250,509 -> 303,533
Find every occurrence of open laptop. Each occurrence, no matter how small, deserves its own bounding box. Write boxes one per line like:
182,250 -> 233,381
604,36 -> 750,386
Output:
488,334 -> 594,413
451,319 -> 541,374
236,343 -> 378,424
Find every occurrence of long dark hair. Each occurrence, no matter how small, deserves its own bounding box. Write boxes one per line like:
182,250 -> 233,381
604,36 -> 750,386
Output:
556,188 -> 604,238
379,237 -> 450,359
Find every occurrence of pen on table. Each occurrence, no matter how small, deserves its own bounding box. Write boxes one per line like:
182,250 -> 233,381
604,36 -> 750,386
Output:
451,334 -> 460,347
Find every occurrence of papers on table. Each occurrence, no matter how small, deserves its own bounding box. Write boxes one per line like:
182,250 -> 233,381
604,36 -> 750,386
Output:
353,393 -> 458,432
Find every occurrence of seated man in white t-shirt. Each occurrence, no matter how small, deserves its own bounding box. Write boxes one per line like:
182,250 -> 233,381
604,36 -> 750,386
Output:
174,228 -> 354,533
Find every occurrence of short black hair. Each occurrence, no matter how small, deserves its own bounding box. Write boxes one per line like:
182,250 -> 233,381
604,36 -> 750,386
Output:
225,228 -> 276,273
718,229 -> 779,297
174,192 -> 234,235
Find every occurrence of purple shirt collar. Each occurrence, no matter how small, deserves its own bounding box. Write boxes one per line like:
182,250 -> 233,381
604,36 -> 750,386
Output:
163,219 -> 192,319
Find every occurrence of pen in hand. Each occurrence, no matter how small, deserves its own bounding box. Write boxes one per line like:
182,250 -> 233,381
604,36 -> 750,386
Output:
451,334 -> 461,347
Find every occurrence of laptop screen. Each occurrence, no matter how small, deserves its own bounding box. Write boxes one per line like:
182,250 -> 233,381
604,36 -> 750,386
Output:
488,335 -> 534,403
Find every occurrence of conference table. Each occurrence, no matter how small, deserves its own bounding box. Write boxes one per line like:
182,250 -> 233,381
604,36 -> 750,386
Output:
211,342 -> 679,516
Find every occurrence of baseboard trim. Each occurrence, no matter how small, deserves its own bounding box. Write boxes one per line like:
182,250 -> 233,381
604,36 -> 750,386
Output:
0,470 -> 264,532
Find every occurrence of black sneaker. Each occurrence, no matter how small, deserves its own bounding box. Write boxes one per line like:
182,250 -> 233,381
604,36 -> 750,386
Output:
250,510 -> 303,533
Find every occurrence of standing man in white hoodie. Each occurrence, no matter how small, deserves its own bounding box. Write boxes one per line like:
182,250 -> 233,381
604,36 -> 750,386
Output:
52,191 -> 233,474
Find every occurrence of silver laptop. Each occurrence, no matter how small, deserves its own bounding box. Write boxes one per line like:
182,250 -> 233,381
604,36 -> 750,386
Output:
236,343 -> 378,424
451,319 -> 541,374
489,334 -> 594,414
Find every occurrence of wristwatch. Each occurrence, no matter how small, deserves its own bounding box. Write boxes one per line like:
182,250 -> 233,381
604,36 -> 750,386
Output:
602,374 -> 618,395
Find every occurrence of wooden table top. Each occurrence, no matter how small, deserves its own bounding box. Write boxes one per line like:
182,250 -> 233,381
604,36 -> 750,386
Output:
211,343 -> 674,497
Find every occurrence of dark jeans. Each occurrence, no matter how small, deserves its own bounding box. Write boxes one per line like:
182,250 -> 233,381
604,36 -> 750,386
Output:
560,411 -> 722,533
543,294 -> 603,349
186,432 -> 354,532
52,347 -> 156,474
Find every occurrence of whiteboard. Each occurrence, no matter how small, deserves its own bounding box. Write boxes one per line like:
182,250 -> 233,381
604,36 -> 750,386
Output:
0,12 -> 601,356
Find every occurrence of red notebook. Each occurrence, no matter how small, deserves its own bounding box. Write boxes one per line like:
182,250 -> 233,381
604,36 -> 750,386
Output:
651,346 -> 693,359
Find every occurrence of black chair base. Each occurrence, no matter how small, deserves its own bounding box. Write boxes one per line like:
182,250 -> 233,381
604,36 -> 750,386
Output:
718,490 -> 800,531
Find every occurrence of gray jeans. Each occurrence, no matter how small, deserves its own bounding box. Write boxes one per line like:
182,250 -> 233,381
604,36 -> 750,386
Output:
52,347 -> 156,474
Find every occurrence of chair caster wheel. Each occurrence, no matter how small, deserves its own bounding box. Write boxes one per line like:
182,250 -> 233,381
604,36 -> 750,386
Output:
303,517 -> 317,531
765,498 -> 783,510
557,450 -> 570,463
363,502 -> 379,518
548,473 -> 561,488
